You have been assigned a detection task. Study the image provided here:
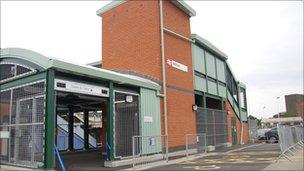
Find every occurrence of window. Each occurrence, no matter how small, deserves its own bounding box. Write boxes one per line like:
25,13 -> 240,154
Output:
0,63 -> 36,83
240,87 -> 247,109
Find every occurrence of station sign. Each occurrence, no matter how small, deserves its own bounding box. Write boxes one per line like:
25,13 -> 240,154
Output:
166,58 -> 188,72
54,79 -> 109,97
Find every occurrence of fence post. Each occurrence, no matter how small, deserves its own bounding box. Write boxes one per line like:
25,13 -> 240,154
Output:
166,135 -> 169,162
213,111 -> 216,146
132,136 -> 135,168
185,135 -> 188,159
204,133 -> 207,153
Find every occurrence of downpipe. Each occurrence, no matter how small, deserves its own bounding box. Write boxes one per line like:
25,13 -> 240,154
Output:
159,0 -> 169,161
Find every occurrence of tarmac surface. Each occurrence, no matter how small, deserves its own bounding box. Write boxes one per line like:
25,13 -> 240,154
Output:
147,143 -> 282,171
2,143 -> 303,171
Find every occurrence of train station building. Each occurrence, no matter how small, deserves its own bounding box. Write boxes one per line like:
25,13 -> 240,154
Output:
0,0 -> 249,169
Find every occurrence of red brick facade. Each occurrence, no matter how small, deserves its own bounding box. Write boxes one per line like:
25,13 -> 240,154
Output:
101,0 -> 247,147
225,101 -> 249,144
296,101 -> 304,119
101,1 -> 196,148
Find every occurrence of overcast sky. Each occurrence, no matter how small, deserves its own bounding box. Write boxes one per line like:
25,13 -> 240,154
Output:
1,1 -> 303,119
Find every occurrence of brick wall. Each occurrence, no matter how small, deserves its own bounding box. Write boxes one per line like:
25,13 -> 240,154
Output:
102,0 -> 162,80
224,101 -> 248,144
101,0 -> 196,148
296,101 -> 304,119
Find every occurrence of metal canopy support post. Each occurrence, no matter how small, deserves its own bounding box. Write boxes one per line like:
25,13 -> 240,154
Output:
84,109 -> 89,150
68,106 -> 74,151
106,81 -> 114,160
45,69 -> 55,169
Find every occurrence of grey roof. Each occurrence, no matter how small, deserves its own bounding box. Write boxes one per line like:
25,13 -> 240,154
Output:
96,0 -> 196,17
87,60 -> 102,67
191,34 -> 228,60
0,48 -> 160,90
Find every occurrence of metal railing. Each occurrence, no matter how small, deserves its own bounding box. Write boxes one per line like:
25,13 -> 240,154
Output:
185,133 -> 207,159
276,124 -> 304,162
132,135 -> 168,168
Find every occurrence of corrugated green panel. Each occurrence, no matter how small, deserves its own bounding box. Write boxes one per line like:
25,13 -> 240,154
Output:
194,75 -> 206,92
241,110 -> 248,122
216,59 -> 226,83
218,84 -> 226,98
227,91 -> 233,106
234,101 -> 240,117
192,45 -> 205,74
205,52 -> 216,79
140,88 -> 162,154
207,80 -> 217,95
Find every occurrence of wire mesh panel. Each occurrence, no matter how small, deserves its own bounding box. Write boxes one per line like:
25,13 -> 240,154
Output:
185,133 -> 207,158
196,108 -> 227,147
0,81 -> 45,168
248,119 -> 258,141
114,91 -> 139,158
132,135 -> 168,168
293,125 -> 304,142
277,124 -> 303,152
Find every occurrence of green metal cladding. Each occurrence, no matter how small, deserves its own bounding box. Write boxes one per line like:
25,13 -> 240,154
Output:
218,84 -> 227,98
192,44 -> 205,74
191,34 -> 248,121
207,81 -> 217,95
205,52 -> 217,79
140,88 -> 162,154
216,59 -> 226,83
194,75 -> 206,92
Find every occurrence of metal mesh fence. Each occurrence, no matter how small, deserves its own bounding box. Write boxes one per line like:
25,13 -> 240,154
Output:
196,108 -> 227,147
293,125 -> 304,143
132,135 -> 168,168
248,119 -> 258,141
278,124 -> 304,152
185,133 -> 207,158
0,81 -> 45,168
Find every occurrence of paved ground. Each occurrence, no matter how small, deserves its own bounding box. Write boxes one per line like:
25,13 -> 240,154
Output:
59,150 -> 130,171
147,143 -> 282,170
263,148 -> 303,170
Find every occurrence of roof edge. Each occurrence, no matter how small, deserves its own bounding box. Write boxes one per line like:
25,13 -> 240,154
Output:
191,34 -> 228,60
96,0 -> 196,17
87,60 -> 102,66
96,0 -> 127,16
171,0 -> 196,17
0,47 -> 52,69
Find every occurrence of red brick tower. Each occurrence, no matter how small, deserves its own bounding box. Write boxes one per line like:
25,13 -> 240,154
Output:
98,0 -> 197,148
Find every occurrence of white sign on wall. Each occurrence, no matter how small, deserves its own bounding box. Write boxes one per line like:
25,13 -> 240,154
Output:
144,116 -> 153,123
166,59 -> 188,72
55,79 -> 109,97
0,131 -> 9,139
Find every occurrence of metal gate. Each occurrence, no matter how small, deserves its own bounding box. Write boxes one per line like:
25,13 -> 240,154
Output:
0,81 -> 45,168
114,91 -> 139,158
231,117 -> 237,145
196,108 -> 228,147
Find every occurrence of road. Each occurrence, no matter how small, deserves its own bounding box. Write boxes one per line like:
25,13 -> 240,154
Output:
148,143 -> 281,170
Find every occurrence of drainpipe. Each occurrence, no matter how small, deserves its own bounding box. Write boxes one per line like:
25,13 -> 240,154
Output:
159,0 -> 169,161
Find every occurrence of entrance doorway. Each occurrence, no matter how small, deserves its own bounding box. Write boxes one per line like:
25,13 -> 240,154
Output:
114,91 -> 139,158
55,91 -> 107,169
